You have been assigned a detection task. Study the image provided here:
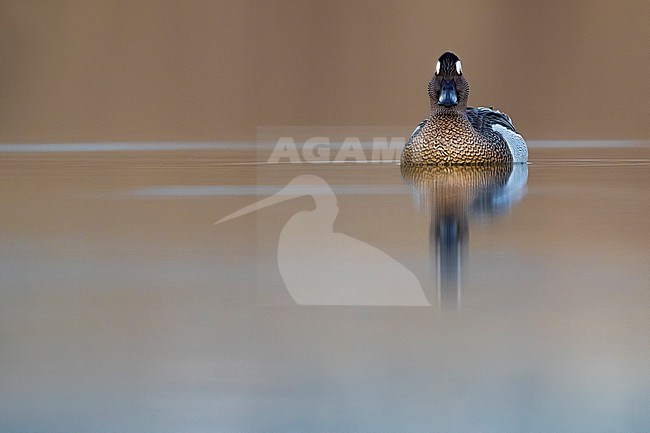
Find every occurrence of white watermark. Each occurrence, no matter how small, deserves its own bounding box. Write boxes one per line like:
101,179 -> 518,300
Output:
266,136 -> 406,163
216,174 -> 430,306
214,129 -> 529,307
258,127 -> 410,163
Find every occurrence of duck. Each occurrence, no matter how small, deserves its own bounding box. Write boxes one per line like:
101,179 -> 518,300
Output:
401,52 -> 528,165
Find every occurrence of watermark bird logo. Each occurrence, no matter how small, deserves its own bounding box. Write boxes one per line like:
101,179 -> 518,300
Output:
216,174 -> 429,306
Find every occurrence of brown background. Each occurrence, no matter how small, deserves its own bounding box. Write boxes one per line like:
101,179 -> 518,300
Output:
1,0 -> 648,143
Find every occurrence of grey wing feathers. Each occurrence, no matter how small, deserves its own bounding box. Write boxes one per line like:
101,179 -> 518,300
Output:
466,106 -> 518,134
408,119 -> 428,143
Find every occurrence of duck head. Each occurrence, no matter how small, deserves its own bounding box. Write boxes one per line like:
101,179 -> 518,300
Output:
428,52 -> 470,113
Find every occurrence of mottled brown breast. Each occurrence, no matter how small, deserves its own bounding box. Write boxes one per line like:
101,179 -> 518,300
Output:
401,113 -> 513,165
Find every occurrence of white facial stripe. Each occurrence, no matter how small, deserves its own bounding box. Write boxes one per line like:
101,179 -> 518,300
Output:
455,60 -> 462,74
435,61 -> 441,75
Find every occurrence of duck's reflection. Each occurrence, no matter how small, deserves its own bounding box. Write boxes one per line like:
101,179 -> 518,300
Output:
401,164 -> 528,310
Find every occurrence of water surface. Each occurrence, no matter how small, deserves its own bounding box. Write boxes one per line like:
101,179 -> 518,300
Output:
0,143 -> 648,432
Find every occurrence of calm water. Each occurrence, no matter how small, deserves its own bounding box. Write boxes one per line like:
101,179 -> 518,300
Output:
0,143 -> 648,432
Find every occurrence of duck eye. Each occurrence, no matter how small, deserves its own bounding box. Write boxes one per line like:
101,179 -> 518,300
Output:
435,61 -> 441,75
455,60 -> 462,75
